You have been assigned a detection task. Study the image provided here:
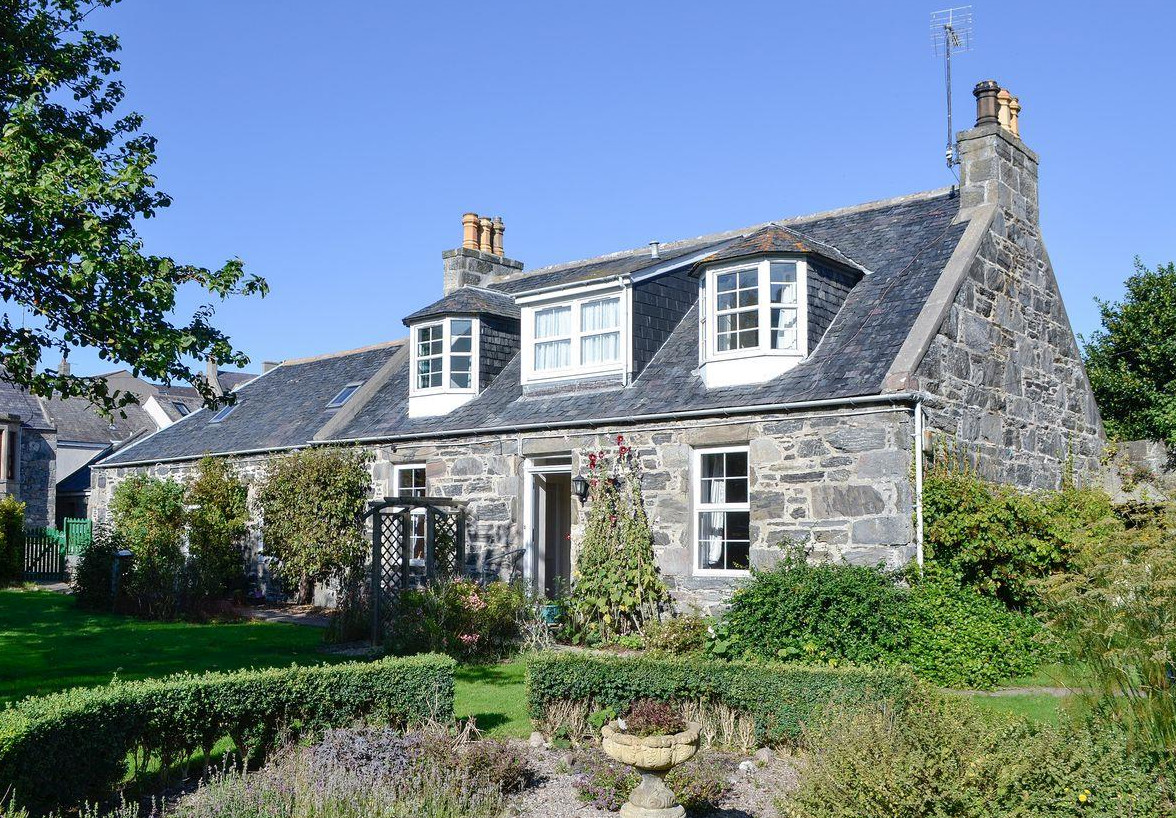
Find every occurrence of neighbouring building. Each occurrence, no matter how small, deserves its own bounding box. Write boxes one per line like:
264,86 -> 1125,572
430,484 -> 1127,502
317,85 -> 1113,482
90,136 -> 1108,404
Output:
0,359 -> 255,526
92,82 -> 1104,611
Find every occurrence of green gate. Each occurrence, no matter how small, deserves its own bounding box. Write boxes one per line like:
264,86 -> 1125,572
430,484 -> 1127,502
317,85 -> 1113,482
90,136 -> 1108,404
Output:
22,518 -> 92,580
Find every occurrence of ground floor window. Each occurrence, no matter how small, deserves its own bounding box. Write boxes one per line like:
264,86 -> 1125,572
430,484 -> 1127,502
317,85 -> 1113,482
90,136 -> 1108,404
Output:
694,446 -> 750,572
394,464 -> 427,562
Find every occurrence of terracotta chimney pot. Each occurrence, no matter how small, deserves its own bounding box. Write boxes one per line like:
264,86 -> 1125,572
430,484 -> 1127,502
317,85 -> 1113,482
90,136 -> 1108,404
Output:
1008,96 -> 1022,138
479,216 -> 494,253
997,88 -> 1013,131
462,212 -> 480,250
973,80 -> 1001,126
491,217 -> 504,257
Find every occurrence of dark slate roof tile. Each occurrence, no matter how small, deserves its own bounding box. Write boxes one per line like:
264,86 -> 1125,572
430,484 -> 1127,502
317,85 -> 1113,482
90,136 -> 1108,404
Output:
402,287 -> 520,323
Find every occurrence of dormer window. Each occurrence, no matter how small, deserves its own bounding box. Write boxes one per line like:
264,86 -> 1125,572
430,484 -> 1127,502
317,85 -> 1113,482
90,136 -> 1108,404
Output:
408,316 -> 480,417
521,284 -> 627,385
699,258 -> 808,388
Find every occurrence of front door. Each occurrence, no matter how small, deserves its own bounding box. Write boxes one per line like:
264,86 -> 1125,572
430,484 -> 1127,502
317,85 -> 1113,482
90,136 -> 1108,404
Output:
527,459 -> 573,598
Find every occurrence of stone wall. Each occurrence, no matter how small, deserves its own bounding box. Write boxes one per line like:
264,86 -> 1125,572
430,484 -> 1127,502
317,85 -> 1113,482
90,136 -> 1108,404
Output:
94,404 -> 916,612
20,428 -> 56,527
916,124 -> 1104,489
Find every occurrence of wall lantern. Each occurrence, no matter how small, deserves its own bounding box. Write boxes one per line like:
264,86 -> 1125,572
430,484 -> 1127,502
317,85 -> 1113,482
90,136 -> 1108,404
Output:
571,475 -> 591,503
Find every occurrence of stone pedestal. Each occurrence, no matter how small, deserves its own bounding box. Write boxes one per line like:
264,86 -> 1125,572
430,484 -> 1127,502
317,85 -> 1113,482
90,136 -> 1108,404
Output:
601,721 -> 701,818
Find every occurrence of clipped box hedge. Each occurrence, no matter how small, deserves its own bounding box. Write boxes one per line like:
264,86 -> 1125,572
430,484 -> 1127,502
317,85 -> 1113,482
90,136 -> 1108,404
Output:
0,653 -> 455,813
526,651 -> 915,745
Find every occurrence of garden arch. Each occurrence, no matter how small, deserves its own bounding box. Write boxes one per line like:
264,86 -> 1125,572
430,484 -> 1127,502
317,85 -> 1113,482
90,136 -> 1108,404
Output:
362,496 -> 466,644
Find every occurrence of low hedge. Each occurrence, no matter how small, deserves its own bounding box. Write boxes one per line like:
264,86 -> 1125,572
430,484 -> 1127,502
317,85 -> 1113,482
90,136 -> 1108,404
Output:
0,653 -> 455,812
525,652 -> 915,745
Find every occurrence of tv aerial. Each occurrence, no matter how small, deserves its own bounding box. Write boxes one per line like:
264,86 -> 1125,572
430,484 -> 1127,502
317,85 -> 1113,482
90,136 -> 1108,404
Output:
931,6 -> 974,169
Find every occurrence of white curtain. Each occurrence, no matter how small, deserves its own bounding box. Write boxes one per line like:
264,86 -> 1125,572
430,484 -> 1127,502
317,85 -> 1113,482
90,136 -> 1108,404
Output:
704,478 -> 726,567
581,332 -> 619,365
534,340 -> 570,370
581,298 -> 619,332
771,307 -> 798,351
534,306 -> 570,338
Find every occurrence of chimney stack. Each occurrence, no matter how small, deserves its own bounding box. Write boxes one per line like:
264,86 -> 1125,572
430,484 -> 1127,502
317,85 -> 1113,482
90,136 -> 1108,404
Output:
58,351 -> 70,378
262,360 -> 282,374
957,79 -> 1038,225
206,357 -> 223,398
441,212 -> 523,294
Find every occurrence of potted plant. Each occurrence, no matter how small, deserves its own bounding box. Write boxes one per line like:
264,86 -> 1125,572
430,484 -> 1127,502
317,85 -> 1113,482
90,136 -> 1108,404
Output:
600,699 -> 701,818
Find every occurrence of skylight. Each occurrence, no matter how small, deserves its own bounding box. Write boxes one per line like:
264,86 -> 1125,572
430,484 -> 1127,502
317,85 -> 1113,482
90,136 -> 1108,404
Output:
209,403 -> 237,423
173,401 -> 191,416
327,382 -> 362,408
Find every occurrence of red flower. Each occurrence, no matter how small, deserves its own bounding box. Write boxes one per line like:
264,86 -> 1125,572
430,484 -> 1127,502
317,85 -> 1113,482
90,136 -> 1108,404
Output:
616,434 -> 625,445
588,453 -> 597,467
619,445 -> 629,455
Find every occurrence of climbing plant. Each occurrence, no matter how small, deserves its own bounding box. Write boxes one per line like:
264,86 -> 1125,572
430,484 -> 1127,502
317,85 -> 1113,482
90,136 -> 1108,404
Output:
570,435 -> 669,641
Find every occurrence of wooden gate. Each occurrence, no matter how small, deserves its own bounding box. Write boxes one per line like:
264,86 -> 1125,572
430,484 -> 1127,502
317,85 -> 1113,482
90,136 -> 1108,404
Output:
23,528 -> 64,580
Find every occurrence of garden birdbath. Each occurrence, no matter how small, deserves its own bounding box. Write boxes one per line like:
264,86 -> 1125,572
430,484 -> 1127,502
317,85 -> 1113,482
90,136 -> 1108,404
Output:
601,720 -> 701,818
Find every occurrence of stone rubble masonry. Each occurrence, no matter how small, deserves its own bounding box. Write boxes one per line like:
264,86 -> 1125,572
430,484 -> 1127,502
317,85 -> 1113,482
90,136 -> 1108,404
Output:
442,247 -> 523,295
19,428 -> 56,527
90,405 -> 915,613
915,124 -> 1104,489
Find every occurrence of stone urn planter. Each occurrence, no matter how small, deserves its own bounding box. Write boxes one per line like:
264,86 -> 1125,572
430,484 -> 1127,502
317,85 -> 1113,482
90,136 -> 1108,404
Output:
601,720 -> 701,818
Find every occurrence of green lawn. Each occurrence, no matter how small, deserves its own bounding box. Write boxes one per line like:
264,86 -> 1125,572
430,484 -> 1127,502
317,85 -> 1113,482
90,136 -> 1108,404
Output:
0,588 -> 532,736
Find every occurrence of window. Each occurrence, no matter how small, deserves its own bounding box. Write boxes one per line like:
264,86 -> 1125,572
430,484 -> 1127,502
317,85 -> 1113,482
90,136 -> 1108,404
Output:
326,382 -> 362,408
703,259 -> 806,358
395,464 -> 427,563
173,401 -> 191,416
694,447 -> 750,572
410,317 -> 479,395
209,403 -> 237,423
527,293 -> 623,378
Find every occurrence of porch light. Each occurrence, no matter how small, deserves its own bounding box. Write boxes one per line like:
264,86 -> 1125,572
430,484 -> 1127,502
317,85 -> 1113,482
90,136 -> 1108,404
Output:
571,475 -> 590,503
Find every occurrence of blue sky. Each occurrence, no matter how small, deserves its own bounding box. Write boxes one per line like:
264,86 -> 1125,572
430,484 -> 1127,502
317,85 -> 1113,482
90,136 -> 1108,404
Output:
61,0 -> 1175,377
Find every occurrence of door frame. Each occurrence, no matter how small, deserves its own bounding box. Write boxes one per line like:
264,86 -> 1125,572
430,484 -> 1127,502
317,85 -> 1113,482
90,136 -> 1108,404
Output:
522,456 -> 572,592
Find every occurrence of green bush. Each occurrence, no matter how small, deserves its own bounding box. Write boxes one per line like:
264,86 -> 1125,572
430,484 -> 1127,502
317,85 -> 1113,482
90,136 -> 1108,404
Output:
642,614 -> 712,656
0,654 -> 455,813
784,686 -> 1170,818
897,566 -> 1050,689
70,524 -> 121,610
388,579 -> 528,662
185,456 -> 250,603
525,652 -> 916,746
0,497 -> 24,586
923,457 -> 1116,610
109,474 -> 188,618
719,554 -> 1047,689
722,547 -> 907,664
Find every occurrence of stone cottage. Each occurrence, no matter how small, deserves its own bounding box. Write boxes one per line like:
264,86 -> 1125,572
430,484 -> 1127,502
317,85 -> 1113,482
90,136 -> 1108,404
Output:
92,82 -> 1103,610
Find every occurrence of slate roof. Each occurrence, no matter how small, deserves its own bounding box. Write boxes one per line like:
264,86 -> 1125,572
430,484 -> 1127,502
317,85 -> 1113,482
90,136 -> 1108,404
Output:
0,377 -> 52,430
102,343 -> 402,464
42,395 -> 155,444
403,286 -> 521,324
692,225 -> 867,273
101,189 -> 967,466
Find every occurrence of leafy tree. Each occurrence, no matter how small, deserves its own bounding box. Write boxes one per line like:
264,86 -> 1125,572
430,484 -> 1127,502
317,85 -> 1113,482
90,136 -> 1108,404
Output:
0,0 -> 267,413
256,447 -> 372,604
109,473 -> 186,617
186,456 -> 249,600
1083,259 -> 1176,444
0,496 -> 25,586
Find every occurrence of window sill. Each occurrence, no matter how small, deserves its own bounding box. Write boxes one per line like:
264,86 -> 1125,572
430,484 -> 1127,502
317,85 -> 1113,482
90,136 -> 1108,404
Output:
408,391 -> 476,418
699,354 -> 804,389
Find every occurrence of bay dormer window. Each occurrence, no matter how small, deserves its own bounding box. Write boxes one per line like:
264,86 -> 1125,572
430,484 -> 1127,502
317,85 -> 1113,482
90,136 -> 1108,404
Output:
521,284 -> 627,385
408,316 -> 479,417
699,257 -> 808,388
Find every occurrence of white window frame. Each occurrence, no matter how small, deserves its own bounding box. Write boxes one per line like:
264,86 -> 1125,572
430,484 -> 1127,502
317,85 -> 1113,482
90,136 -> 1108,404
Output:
701,257 -> 808,362
393,463 -> 428,566
692,445 -> 752,576
520,283 -> 628,384
409,316 -> 480,396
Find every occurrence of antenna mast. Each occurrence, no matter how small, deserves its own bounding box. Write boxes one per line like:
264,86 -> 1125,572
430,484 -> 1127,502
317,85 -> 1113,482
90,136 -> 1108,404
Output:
931,6 -> 973,168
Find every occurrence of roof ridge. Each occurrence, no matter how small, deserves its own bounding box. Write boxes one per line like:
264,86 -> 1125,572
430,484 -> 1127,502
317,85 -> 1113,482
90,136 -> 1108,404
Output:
280,338 -> 406,366
496,188 -> 954,283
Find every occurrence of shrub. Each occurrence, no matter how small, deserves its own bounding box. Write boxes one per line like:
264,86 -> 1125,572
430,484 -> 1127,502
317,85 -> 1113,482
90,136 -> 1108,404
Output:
0,497 -> 24,586
109,474 -> 188,618
185,456 -> 250,602
922,456 -> 1116,610
783,686 -> 1170,818
621,699 -> 685,737
459,740 -> 531,793
70,524 -> 121,610
643,613 -> 711,656
665,755 -> 734,813
897,566 -> 1050,689
388,579 -> 527,662
0,654 -> 455,813
526,652 -> 916,746
570,436 -> 669,642
1042,513 -> 1176,777
722,547 -> 907,664
257,447 -> 372,603
572,751 -> 732,813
